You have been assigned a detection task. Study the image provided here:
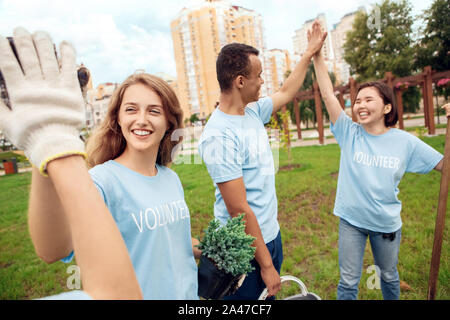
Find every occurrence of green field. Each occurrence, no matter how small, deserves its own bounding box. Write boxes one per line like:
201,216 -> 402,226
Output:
0,135 -> 448,300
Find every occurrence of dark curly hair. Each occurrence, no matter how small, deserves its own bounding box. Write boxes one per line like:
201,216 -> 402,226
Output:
216,43 -> 259,92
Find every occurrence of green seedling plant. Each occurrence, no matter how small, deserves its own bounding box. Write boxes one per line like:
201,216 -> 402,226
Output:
279,110 -> 293,165
269,113 -> 292,165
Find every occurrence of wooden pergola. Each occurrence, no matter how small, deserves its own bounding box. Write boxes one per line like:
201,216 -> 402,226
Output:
281,67 -> 450,145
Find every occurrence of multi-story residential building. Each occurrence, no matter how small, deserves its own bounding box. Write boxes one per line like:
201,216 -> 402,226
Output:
85,82 -> 118,130
171,0 -> 270,121
330,10 -> 361,84
266,49 -> 293,91
155,72 -> 179,102
292,13 -> 331,60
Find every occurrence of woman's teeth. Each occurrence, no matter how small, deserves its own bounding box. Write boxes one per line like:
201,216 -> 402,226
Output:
133,130 -> 151,136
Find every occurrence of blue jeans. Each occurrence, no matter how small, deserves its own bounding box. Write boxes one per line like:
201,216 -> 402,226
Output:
337,218 -> 401,300
223,231 -> 283,300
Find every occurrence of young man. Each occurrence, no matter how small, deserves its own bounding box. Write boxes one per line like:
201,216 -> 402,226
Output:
198,34 -> 326,299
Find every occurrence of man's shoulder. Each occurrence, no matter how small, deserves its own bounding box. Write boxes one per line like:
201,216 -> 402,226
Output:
204,109 -> 226,129
246,95 -> 270,109
246,96 -> 273,124
201,111 -> 238,141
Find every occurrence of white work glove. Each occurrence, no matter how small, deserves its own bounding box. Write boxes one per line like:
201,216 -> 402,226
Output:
0,27 -> 86,175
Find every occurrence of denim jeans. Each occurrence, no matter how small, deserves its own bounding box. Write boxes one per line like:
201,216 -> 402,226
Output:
337,218 -> 401,300
223,231 -> 283,300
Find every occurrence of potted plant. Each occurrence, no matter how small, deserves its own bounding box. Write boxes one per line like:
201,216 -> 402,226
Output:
197,214 -> 256,299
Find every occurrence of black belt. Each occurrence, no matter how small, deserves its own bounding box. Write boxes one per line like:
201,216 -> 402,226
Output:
382,232 -> 396,241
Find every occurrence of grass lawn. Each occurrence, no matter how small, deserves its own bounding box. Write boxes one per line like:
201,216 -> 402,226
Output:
0,135 -> 448,300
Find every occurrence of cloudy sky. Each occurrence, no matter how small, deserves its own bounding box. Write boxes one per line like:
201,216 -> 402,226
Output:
0,0 -> 434,87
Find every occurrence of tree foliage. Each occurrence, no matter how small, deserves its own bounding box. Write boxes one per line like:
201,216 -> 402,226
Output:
189,113 -> 200,124
414,0 -> 450,72
343,0 -> 421,113
344,0 -> 415,81
415,0 -> 450,106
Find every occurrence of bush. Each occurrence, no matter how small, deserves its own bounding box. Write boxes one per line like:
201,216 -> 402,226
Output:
198,214 -> 256,276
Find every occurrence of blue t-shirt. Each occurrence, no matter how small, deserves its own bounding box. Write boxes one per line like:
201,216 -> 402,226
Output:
63,160 -> 198,300
39,290 -> 92,300
198,96 -> 279,244
330,111 -> 443,232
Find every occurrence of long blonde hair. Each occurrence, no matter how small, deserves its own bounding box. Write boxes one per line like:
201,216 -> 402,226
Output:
86,73 -> 184,168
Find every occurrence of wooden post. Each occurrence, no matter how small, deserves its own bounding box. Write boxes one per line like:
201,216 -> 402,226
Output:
349,77 -> 358,122
385,72 -> 402,130
395,89 -> 404,130
385,72 -> 394,89
421,78 -> 430,129
427,103 -> 450,299
294,98 -> 302,140
313,81 -> 324,145
423,66 -> 435,135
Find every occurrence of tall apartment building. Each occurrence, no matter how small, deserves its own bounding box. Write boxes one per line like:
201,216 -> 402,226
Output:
266,49 -> 293,91
171,0 -> 270,121
85,82 -> 118,130
330,10 -> 361,84
292,13 -> 331,60
155,72 -> 179,101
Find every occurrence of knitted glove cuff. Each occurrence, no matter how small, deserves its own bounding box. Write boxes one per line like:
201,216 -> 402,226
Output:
24,123 -> 87,176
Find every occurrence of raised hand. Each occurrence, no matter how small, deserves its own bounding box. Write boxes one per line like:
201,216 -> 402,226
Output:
306,20 -> 327,57
443,103 -> 450,117
0,27 -> 86,175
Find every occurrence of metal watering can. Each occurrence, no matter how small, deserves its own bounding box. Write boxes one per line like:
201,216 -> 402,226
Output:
258,275 -> 321,300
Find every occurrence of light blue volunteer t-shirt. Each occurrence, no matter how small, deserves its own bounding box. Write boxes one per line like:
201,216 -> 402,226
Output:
330,111 -> 443,233
39,290 -> 92,300
63,160 -> 198,300
198,96 -> 279,244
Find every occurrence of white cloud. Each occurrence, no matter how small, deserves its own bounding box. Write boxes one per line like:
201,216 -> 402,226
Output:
0,0 -> 436,87
0,0 -> 182,86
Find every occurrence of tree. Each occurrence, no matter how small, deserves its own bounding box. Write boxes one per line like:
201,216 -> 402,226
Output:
415,0 -> 450,119
414,0 -> 450,72
344,0 -> 415,81
343,0 -> 421,112
189,113 -> 199,125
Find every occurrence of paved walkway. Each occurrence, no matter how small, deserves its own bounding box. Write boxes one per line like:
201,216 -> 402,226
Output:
178,114 -> 447,155
1,115 -> 447,176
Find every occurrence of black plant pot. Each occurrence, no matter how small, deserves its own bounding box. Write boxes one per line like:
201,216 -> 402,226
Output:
197,255 -> 242,300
